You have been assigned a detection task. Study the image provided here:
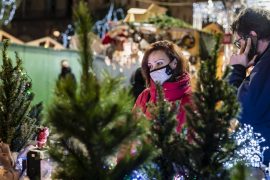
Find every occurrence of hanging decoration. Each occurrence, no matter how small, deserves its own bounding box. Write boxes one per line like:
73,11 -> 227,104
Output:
0,0 -> 17,26
61,24 -> 75,48
94,2 -> 125,39
19,69 -> 34,100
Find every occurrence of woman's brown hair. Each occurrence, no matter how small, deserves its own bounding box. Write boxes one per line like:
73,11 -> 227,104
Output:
141,40 -> 187,86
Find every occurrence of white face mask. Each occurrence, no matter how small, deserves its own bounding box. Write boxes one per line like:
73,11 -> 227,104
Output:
150,64 -> 173,85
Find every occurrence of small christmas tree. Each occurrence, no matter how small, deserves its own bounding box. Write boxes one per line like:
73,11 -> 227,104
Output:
173,36 -> 241,179
48,1 -> 153,179
0,40 -> 43,152
147,85 -> 179,179
124,85 -> 178,180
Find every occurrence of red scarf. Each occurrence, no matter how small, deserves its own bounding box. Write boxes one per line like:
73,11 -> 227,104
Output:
133,72 -> 192,132
149,72 -> 191,103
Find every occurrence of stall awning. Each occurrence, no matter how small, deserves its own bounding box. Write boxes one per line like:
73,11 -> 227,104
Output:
0,30 -> 24,44
26,37 -> 65,50
124,3 -> 167,22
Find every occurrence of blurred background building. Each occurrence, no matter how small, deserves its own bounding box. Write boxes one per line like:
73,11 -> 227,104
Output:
2,0 -> 212,42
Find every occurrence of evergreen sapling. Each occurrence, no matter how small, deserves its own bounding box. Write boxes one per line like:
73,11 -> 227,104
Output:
48,2 -> 154,179
173,36 -> 241,179
0,40 -> 43,152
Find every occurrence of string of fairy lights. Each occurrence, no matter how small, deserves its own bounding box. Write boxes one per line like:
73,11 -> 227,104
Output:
126,124 -> 269,179
225,124 -> 269,169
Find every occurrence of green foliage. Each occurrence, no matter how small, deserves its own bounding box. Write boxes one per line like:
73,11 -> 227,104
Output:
173,35 -> 241,179
230,162 -> 266,180
230,163 -> 249,180
73,0 -> 93,81
146,15 -> 192,29
148,85 -> 178,179
48,1 -> 154,179
0,40 -> 43,152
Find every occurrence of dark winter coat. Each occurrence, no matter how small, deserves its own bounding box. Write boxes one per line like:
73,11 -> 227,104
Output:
229,44 -> 270,163
59,67 -> 76,84
133,73 -> 192,132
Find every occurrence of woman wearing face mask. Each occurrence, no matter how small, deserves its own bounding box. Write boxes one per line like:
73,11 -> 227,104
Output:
133,40 -> 192,132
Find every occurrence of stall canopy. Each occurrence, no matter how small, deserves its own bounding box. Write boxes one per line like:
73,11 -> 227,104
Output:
26,36 -> 65,50
124,4 -> 167,23
0,30 -> 24,44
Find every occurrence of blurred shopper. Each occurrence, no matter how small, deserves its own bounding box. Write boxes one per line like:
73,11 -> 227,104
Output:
229,8 -> 270,163
133,40 -> 192,132
58,59 -> 76,84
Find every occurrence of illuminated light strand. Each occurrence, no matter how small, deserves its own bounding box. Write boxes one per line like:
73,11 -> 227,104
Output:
225,124 -> 269,169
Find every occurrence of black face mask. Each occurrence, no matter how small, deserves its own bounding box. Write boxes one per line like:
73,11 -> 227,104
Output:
150,63 -> 173,74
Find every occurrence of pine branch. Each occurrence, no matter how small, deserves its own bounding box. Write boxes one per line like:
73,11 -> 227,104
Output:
147,84 -> 179,179
73,1 -> 93,88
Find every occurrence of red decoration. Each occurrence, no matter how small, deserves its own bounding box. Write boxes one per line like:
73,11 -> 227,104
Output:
223,33 -> 232,44
37,127 -> 49,149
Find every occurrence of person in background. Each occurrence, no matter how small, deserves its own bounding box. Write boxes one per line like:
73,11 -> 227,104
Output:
58,59 -> 76,84
229,7 -> 270,163
133,40 -> 192,132
130,67 -> 146,101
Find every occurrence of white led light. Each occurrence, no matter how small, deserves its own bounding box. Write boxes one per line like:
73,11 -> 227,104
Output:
225,124 -> 269,169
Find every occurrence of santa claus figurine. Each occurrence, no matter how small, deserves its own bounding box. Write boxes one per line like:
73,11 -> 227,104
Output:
37,127 -> 49,149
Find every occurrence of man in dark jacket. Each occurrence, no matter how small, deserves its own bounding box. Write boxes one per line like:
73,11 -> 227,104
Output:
59,59 -> 76,84
229,8 -> 270,163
